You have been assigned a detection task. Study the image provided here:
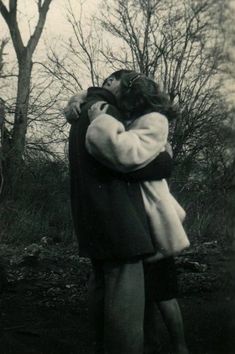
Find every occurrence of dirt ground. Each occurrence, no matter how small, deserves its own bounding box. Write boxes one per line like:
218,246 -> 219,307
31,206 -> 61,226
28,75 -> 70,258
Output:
0,241 -> 234,354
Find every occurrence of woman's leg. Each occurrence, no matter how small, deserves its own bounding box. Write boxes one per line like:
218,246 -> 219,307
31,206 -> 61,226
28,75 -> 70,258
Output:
144,258 -> 188,354
158,299 -> 188,354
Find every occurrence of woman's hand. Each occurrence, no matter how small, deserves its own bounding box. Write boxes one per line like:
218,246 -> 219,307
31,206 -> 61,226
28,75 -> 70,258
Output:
144,251 -> 165,263
63,90 -> 87,123
88,101 -> 108,122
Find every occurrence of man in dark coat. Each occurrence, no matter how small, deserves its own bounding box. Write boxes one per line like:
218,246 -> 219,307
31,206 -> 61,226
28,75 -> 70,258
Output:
65,70 -> 173,354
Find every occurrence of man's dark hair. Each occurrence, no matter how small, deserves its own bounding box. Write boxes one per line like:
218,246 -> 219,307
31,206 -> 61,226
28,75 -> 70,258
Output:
102,69 -> 134,87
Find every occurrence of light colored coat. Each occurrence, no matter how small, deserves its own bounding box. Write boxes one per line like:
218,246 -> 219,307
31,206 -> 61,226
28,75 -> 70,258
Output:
86,110 -> 190,258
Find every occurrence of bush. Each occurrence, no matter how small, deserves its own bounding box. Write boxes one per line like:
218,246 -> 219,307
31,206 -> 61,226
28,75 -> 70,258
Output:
170,167 -> 229,245
0,153 -> 231,247
0,157 -> 73,244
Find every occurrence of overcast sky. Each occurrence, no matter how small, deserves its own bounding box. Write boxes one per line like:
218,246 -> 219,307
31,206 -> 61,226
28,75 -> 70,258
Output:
1,0 -> 235,57
1,0 -> 235,98
0,0 -> 100,60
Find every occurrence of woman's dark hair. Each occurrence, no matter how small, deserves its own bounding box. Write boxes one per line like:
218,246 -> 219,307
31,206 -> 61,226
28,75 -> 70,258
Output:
118,72 -> 179,121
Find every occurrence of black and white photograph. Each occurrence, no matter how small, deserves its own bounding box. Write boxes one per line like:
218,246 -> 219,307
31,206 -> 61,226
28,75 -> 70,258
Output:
0,1 -> 234,353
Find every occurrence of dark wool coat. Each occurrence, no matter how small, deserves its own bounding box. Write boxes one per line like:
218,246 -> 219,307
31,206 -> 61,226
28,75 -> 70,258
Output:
69,87 -> 172,260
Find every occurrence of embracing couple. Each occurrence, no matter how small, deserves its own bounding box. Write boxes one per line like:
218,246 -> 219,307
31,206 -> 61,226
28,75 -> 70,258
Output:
64,70 -> 189,354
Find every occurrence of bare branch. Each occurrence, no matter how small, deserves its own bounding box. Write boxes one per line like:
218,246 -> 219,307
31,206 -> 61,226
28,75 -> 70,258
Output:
0,1 -> 9,22
27,0 -> 53,55
0,0 -> 24,58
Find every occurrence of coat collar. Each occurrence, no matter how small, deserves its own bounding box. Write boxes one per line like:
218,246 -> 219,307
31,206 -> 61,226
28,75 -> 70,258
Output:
87,87 -> 117,106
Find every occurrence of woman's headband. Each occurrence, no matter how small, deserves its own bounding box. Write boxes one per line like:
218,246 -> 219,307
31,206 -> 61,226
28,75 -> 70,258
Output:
127,74 -> 142,88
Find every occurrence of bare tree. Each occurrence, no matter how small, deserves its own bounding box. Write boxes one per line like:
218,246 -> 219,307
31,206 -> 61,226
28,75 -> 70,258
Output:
0,0 -> 53,189
43,0 -> 111,100
42,0 -> 229,183
90,0 -> 232,200
48,0 -> 228,176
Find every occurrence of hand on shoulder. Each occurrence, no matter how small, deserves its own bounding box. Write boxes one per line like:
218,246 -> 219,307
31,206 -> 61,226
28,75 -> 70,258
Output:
88,101 -> 109,122
63,90 -> 87,123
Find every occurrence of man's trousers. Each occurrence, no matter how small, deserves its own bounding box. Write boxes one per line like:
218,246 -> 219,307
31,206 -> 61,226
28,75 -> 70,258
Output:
88,259 -> 145,354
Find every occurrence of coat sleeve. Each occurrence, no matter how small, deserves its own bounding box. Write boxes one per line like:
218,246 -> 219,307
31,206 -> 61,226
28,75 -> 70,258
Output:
123,151 -> 173,181
85,112 -> 168,172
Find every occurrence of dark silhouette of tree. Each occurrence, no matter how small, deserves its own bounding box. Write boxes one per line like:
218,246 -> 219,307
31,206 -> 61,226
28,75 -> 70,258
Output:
0,0 -> 53,192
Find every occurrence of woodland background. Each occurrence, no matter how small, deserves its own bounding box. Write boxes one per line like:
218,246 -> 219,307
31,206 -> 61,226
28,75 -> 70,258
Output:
0,0 -> 234,246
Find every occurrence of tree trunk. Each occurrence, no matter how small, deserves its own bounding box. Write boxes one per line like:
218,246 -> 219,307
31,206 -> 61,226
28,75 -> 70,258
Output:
0,99 -> 5,197
12,56 -> 32,163
3,56 -> 32,194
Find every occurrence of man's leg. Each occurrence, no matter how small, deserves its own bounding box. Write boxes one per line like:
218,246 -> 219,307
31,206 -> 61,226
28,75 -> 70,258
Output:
104,260 -> 145,354
88,261 -> 105,354
158,299 -> 188,354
